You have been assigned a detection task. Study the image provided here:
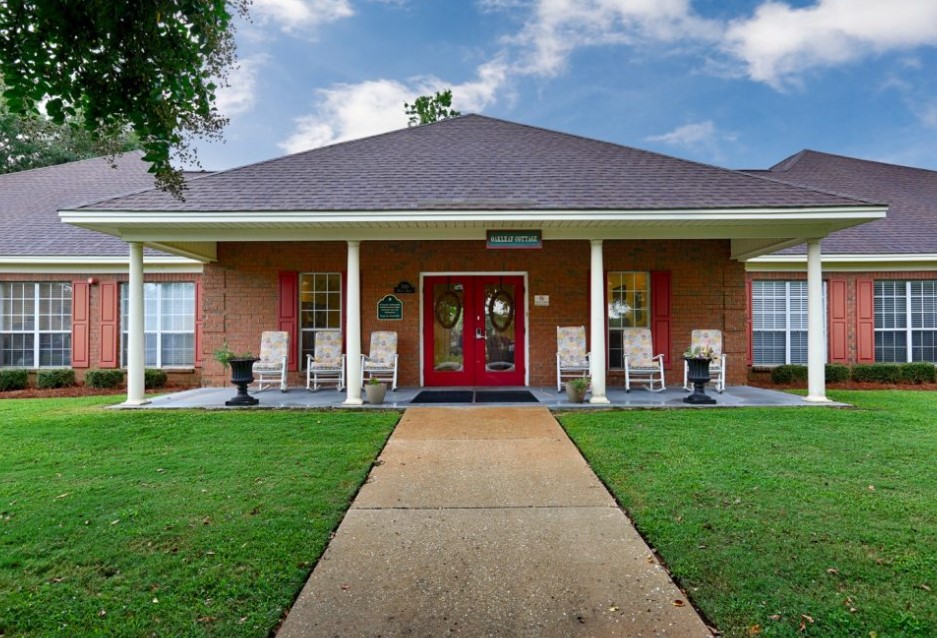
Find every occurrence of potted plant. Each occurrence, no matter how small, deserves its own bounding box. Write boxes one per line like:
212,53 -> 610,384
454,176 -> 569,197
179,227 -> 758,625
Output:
214,341 -> 259,406
565,376 -> 590,403
683,345 -> 717,405
364,377 -> 387,405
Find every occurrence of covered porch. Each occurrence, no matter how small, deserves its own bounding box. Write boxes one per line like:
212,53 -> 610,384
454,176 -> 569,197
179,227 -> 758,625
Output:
131,383 -> 840,410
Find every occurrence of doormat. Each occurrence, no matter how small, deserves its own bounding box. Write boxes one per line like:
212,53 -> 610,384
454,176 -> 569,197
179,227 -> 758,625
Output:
410,390 -> 475,404
474,390 -> 538,403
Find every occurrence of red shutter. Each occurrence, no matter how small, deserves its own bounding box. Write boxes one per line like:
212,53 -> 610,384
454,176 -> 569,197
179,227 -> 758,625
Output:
828,278 -> 848,363
71,281 -> 90,368
651,271 -> 672,368
99,281 -> 120,368
746,279 -> 753,366
278,271 -> 299,371
856,278 -> 875,363
193,281 -> 204,368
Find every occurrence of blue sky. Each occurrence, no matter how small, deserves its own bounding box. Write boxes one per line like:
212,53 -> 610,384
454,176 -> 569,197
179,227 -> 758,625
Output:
194,0 -> 937,172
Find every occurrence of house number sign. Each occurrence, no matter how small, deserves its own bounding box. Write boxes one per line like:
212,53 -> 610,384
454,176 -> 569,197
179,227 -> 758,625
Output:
377,294 -> 403,320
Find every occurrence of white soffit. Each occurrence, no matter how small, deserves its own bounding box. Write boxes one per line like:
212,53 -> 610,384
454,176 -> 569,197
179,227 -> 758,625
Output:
0,255 -> 204,274
747,253 -> 937,272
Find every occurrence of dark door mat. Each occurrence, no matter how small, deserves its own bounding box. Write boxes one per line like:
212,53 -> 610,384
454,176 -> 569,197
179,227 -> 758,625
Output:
474,390 -> 538,403
410,390 -> 475,404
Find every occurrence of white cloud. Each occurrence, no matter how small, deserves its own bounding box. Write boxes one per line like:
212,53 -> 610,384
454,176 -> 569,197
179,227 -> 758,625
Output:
278,60 -> 508,153
511,0 -> 720,76
646,121 -> 716,147
724,0 -> 937,89
215,56 -> 266,118
252,0 -> 354,33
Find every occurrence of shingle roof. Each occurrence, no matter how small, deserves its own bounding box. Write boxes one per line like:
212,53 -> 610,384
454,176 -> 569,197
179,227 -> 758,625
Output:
83,115 -> 868,213
0,152 -> 165,257
749,150 -> 937,255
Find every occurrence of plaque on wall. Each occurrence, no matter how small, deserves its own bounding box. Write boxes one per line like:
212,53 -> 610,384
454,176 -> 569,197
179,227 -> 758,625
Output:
394,281 -> 416,294
377,294 -> 403,320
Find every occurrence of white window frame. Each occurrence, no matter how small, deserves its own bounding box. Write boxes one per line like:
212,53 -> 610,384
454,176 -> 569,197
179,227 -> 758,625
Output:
299,272 -> 343,369
874,280 -> 937,363
120,282 -> 195,368
0,282 -> 72,368
752,280 -> 827,366
607,271 -> 651,371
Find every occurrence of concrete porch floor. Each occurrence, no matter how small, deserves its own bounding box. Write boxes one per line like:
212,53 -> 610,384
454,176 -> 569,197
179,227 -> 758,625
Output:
136,384 -> 842,409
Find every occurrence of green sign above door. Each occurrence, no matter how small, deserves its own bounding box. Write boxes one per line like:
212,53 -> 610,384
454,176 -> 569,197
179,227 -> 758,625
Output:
377,294 -> 403,320
486,230 -> 542,249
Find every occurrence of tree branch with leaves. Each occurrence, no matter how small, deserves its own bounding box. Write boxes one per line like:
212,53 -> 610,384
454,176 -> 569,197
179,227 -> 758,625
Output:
404,89 -> 461,127
0,0 -> 249,196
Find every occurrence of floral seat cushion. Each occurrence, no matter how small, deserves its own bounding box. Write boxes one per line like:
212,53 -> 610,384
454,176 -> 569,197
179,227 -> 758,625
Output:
309,331 -> 343,368
622,327 -> 656,367
364,331 -> 397,369
253,331 -> 289,372
557,326 -> 589,367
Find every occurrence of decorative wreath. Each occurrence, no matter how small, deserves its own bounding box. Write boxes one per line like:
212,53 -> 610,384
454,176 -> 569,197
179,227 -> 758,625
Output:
434,290 -> 462,330
487,289 -> 515,333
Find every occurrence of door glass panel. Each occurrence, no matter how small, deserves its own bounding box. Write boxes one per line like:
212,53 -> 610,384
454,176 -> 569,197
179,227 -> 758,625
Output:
433,284 -> 464,372
484,283 -> 516,372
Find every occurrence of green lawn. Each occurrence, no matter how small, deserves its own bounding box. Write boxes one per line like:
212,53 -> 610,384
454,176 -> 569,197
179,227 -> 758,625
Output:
560,391 -> 937,638
0,397 -> 398,637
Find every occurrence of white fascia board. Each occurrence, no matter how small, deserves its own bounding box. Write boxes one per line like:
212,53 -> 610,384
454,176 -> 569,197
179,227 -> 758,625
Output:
747,253 -> 937,272
61,205 -> 886,226
0,255 -> 203,274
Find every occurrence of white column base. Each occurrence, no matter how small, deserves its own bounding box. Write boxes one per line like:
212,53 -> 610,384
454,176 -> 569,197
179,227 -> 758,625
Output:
588,396 -> 611,405
121,398 -> 151,407
804,394 -> 833,404
342,397 -> 364,406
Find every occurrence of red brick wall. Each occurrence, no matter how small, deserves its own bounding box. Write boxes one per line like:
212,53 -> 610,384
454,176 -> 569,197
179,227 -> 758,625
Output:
746,270 -> 937,366
0,272 -> 201,386
201,239 -> 746,388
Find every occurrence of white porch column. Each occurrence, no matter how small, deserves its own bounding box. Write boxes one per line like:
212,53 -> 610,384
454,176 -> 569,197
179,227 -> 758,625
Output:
344,241 -> 363,405
589,240 -> 610,404
124,241 -> 148,406
805,238 -> 829,403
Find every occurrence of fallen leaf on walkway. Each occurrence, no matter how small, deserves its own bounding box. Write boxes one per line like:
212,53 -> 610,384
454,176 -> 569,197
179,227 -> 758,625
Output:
672,599 -> 685,607
608,606 -> 619,612
340,584 -> 350,591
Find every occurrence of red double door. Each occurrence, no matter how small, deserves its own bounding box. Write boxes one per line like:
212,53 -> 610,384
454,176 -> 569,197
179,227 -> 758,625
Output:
423,275 -> 525,386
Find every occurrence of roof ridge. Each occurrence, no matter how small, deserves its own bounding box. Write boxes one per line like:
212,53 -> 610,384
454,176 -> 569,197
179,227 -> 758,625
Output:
792,149 -> 937,176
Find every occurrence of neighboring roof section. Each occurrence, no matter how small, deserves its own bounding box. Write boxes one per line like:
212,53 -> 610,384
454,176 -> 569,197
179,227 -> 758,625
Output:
751,150 -> 937,255
0,152 -> 165,257
83,115 -> 868,213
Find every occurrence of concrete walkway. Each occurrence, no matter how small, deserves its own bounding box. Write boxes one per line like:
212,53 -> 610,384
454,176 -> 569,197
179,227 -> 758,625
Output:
277,407 -> 713,637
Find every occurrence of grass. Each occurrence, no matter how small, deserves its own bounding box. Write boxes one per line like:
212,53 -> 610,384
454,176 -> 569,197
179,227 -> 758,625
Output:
559,391 -> 937,637
0,397 -> 398,637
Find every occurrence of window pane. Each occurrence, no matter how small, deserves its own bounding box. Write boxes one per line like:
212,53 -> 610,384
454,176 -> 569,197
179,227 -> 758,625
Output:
875,330 -> 906,363
753,331 -> 785,365
1,333 -> 34,367
39,333 -> 71,367
1,282 -> 35,331
300,273 -> 343,368
911,330 -> 937,363
121,282 -> 196,368
606,272 -> 650,369
161,333 -> 194,367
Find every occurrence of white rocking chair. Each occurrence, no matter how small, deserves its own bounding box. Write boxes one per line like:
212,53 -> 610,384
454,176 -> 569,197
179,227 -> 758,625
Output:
556,326 -> 591,391
622,327 -> 666,392
360,331 -> 398,391
682,329 -> 727,393
306,330 -> 345,391
253,330 -> 289,392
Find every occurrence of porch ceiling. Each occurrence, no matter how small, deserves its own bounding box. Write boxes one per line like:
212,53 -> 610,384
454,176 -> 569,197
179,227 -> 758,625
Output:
59,205 -> 886,262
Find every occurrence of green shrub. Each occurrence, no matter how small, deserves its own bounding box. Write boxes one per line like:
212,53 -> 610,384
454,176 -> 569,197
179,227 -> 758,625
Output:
771,364 -> 807,385
84,369 -> 125,389
825,363 -> 850,383
899,362 -> 936,385
0,368 -> 29,391
850,364 -> 901,384
37,368 -> 76,389
145,368 -> 168,389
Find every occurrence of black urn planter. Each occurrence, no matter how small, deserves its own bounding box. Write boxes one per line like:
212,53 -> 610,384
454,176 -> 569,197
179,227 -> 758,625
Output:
226,358 -> 260,406
683,357 -> 717,405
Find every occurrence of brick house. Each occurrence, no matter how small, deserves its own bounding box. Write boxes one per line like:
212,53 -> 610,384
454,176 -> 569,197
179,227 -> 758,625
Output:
746,151 -> 937,371
0,153 -> 203,386
59,116 -> 882,405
